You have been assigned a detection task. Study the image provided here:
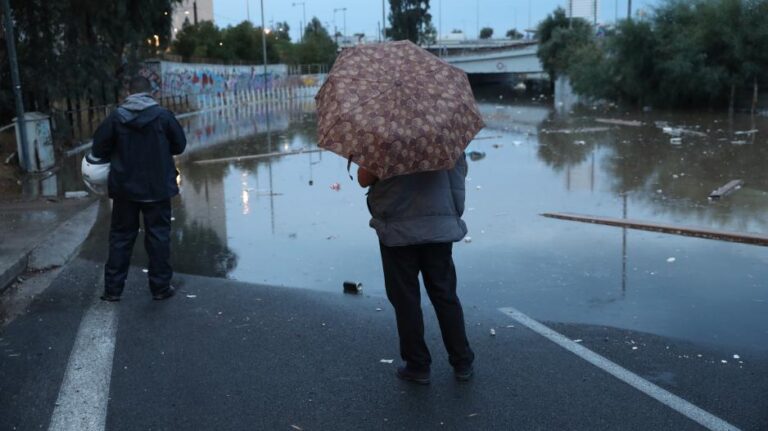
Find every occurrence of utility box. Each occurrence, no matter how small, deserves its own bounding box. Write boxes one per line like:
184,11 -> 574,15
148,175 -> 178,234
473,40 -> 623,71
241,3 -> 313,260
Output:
14,112 -> 55,172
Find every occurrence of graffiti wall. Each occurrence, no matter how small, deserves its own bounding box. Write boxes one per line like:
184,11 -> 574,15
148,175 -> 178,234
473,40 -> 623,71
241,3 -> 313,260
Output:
143,61 -> 295,98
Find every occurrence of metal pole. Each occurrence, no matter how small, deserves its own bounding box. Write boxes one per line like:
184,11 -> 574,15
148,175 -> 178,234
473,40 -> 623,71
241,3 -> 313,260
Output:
627,0 -> 632,20
193,0 -> 198,25
246,0 -> 250,22
439,0 -> 442,43
343,8 -> 346,38
261,0 -> 269,102
476,0 -> 480,39
1,0 -> 29,170
382,0 -> 386,41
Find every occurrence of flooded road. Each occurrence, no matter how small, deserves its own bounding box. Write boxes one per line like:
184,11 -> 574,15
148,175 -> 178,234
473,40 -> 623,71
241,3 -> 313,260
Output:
159,89 -> 767,355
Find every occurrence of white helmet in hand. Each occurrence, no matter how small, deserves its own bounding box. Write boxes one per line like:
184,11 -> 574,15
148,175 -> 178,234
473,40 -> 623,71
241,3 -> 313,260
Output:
81,152 -> 110,195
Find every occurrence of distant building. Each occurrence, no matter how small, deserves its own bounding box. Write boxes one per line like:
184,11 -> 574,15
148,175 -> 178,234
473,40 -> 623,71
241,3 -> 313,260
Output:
171,0 -> 214,39
567,0 -> 600,25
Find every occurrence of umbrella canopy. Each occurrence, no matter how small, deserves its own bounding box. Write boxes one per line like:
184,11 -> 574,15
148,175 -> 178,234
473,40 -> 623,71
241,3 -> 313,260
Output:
315,40 -> 485,180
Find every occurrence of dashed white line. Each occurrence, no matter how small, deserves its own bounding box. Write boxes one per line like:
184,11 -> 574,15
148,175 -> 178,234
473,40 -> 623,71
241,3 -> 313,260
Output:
48,299 -> 118,431
498,306 -> 741,431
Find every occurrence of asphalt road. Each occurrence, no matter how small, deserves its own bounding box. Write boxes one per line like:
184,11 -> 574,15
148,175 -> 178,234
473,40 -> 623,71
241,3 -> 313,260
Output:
0,207 -> 766,430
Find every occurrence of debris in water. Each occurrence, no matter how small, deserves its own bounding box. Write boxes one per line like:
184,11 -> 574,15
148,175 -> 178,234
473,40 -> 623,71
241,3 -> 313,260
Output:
573,339 -> 583,343
734,129 -> 758,136
375,307 -> 383,312
506,325 -> 515,328
142,268 -> 148,273
709,179 -> 744,200
65,191 -> 89,199
632,346 -> 639,350
330,182 -> 341,191
721,360 -> 728,364
463,236 -> 472,243
492,143 -> 503,148
670,137 -> 682,145
343,281 -> 363,294
666,257 -> 676,263
170,217 -> 176,221
733,354 -> 741,359
290,425 -> 304,431
186,295 -> 197,299
380,359 -> 394,364
468,413 -> 479,418
595,118 -> 643,127
574,140 -> 586,145
731,140 -> 748,145
490,328 -> 496,336
467,151 -> 486,161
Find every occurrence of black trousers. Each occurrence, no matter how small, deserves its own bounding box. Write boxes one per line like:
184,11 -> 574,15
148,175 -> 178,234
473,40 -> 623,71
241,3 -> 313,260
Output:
104,199 -> 173,296
379,242 -> 474,371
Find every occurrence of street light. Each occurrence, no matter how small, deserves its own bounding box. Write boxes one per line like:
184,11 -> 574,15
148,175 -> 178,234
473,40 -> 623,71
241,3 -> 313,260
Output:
333,7 -> 347,40
292,2 -> 306,42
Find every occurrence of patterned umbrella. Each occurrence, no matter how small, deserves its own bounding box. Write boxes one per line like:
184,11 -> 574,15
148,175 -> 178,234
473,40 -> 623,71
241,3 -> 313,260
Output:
315,40 -> 485,180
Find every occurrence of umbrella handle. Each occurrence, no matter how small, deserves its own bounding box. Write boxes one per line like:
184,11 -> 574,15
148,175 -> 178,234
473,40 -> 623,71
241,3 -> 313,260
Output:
346,154 -> 354,181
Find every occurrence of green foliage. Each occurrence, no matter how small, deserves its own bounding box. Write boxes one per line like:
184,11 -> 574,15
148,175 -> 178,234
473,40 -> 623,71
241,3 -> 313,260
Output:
536,7 -> 594,83
172,18 -> 335,68
479,27 -> 493,39
291,18 -> 337,67
387,0 -> 433,44
506,29 -> 524,40
0,0 -> 181,118
548,0 -> 768,109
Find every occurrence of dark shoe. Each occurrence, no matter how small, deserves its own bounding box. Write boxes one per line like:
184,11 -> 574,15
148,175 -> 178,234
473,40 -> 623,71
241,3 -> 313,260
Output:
454,365 -> 474,382
100,293 -> 121,302
396,366 -> 430,385
152,286 -> 176,301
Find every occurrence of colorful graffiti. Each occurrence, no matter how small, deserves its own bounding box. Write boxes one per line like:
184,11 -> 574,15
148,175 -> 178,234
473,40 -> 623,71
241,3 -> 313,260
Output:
141,61 -> 296,98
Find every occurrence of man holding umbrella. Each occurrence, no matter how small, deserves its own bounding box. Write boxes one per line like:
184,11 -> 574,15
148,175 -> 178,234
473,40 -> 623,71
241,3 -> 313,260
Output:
316,41 -> 484,384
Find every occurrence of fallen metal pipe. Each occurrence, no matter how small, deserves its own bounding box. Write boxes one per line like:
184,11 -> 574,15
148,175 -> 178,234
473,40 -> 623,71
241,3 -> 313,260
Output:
541,212 -> 768,247
193,148 -> 325,165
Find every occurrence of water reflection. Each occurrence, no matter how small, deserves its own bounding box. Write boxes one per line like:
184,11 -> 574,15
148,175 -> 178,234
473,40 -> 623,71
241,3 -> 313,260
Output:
167,95 -> 768,354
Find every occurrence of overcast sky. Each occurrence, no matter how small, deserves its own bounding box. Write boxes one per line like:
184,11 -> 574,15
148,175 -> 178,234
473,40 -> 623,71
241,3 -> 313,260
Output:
213,0 -> 659,42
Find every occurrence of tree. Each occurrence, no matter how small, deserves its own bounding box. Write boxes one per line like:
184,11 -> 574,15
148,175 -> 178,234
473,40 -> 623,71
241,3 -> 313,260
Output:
291,18 -> 337,67
506,28 -> 524,40
0,0 -> 182,122
537,7 -> 594,85
479,27 -> 493,39
387,0 -> 433,44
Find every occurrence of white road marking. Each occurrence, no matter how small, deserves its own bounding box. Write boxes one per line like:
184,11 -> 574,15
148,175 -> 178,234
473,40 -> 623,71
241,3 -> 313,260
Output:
48,299 -> 118,431
498,307 -> 741,431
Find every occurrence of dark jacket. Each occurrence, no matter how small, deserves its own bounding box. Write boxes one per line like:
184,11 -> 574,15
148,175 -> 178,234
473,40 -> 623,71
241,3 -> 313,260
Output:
367,153 -> 468,247
92,93 -> 187,201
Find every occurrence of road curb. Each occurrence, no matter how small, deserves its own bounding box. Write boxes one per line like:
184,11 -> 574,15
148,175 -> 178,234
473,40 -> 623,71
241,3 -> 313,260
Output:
0,199 -> 100,293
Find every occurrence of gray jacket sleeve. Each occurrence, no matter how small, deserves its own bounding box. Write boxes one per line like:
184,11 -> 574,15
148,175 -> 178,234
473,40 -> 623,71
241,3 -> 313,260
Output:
448,153 -> 467,217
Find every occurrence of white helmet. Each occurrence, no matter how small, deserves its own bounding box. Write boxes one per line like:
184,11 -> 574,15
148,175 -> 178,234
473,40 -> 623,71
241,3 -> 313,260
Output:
81,152 -> 110,195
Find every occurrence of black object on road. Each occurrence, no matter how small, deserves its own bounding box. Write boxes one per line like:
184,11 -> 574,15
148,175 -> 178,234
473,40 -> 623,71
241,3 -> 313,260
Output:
343,281 -> 362,294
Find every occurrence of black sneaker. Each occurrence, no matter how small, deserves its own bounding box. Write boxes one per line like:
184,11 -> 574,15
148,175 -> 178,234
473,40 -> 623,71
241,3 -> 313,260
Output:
100,293 -> 121,302
396,366 -> 430,385
152,286 -> 176,301
454,365 -> 474,382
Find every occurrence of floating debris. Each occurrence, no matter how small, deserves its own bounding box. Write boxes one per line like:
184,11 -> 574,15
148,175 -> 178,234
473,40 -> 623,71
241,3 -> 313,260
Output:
574,140 -> 586,145
709,179 -> 744,200
595,118 -> 643,127
733,354 -> 741,359
666,257 -> 676,263
490,328 -> 496,336
734,129 -> 758,136
142,268 -> 149,273
573,339 -> 583,343
670,137 -> 682,145
731,140 -> 749,145
467,151 -> 486,161
65,191 -> 89,199
186,295 -> 197,299
463,236 -> 473,243
380,359 -> 394,364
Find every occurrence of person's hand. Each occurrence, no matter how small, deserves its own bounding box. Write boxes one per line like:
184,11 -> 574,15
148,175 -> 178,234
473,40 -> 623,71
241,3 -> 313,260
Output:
357,167 -> 378,187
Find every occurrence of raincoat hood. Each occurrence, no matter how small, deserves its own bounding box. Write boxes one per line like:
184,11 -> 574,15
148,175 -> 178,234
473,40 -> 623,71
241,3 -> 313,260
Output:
116,93 -> 161,128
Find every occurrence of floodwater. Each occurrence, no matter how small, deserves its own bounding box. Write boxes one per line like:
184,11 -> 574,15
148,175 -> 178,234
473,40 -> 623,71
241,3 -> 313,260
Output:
113,87 -> 768,354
